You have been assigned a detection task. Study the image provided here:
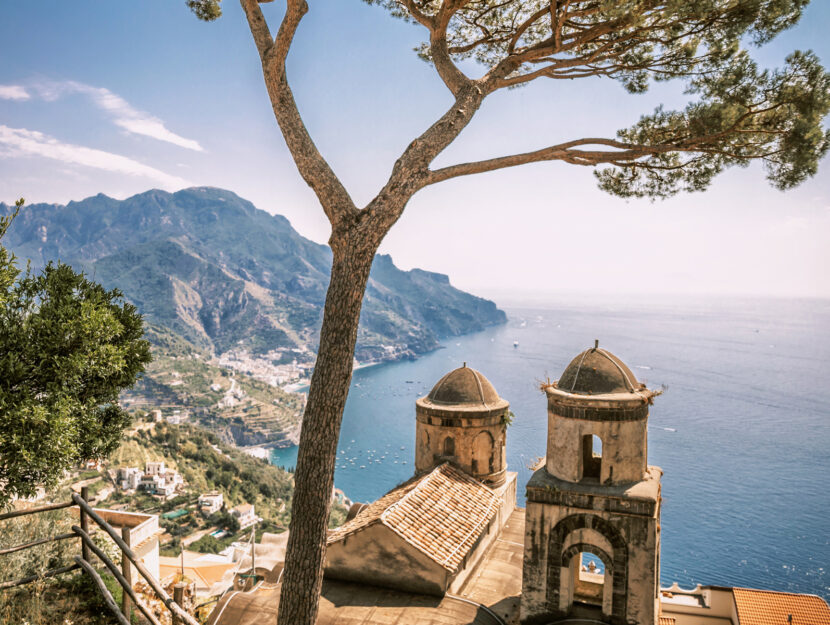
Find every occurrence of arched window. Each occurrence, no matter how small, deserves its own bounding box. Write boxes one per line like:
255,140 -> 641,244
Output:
472,431 -> 494,474
581,434 -> 602,481
442,436 -> 455,457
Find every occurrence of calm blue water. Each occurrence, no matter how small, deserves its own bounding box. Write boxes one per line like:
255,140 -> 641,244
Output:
272,296 -> 830,598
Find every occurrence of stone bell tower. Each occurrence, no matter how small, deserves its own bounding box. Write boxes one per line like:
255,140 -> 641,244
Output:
521,343 -> 662,625
415,363 -> 509,487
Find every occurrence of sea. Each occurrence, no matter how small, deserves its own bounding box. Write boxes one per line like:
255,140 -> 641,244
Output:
271,295 -> 830,599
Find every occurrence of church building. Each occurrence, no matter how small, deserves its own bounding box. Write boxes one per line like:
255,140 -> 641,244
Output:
208,346 -> 830,625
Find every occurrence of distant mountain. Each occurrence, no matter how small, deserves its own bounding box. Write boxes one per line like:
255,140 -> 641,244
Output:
1,187 -> 506,362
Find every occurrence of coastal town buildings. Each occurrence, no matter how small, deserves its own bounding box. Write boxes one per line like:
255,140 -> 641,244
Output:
164,409 -> 189,425
139,474 -> 175,498
199,491 -> 224,515
521,345 -> 662,624
145,461 -> 165,476
231,503 -> 259,530
119,462 -> 184,499
217,349 -> 313,390
207,348 -> 830,625
118,466 -> 142,491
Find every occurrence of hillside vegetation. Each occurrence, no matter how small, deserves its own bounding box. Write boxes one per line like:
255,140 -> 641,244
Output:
112,422 -> 295,524
122,332 -> 306,447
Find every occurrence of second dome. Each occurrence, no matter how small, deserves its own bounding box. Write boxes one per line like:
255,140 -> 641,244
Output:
426,364 -> 503,407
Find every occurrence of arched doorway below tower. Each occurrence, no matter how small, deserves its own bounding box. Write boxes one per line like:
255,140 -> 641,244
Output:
562,550 -> 613,620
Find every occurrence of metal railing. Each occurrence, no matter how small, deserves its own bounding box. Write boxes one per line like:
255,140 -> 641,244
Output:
0,486 -> 199,625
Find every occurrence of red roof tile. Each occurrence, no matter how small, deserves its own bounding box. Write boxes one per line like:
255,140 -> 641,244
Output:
327,464 -> 500,572
733,587 -> 830,625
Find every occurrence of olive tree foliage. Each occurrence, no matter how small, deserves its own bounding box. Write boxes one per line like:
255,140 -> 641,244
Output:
0,201 -> 152,506
186,1 -> 829,624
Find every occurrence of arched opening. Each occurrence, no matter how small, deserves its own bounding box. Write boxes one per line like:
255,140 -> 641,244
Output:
471,431 -> 494,475
442,436 -> 455,457
572,551 -> 613,618
561,545 -> 614,620
581,434 -> 602,481
547,514 -> 628,622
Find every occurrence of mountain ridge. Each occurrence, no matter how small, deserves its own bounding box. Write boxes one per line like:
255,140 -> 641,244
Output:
1,187 -> 506,362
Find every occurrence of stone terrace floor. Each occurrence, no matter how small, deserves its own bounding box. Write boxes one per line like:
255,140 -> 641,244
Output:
207,509 -> 526,625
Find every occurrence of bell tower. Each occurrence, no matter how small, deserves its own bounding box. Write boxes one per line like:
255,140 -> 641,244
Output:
521,343 -> 662,625
415,363 -> 509,487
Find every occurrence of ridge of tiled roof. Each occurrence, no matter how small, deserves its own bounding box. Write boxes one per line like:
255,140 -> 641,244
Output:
327,463 -> 500,572
733,587 -> 830,625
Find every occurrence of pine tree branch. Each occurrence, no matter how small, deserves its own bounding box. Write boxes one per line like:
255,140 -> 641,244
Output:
240,0 -> 358,228
424,136 -> 725,184
428,1 -> 474,95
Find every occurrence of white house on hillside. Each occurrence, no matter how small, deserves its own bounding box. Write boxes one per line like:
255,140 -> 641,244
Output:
199,492 -> 224,515
230,503 -> 259,530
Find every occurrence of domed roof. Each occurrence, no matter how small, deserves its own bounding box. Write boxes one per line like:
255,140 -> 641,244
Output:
556,344 -> 641,395
426,364 -> 501,407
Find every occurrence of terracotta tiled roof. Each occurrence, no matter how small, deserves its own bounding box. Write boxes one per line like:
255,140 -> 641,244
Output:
733,587 -> 830,625
327,463 -> 500,571
659,617 -> 676,625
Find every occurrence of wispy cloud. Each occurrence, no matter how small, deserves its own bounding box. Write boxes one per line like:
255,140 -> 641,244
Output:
33,80 -> 204,152
0,125 -> 189,189
0,85 -> 30,100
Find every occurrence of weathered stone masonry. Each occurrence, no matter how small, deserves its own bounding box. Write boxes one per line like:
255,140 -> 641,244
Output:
521,345 -> 662,625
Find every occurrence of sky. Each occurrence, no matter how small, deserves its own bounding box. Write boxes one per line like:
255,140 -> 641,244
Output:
1,1 -> 829,302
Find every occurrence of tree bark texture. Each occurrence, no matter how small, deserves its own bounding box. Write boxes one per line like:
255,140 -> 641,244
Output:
277,230 -> 378,625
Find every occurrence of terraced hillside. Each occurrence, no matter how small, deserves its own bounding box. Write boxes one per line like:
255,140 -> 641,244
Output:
122,330 -> 305,447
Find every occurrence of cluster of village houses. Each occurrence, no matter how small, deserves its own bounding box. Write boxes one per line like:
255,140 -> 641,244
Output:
115,463 -> 260,531
197,491 -> 260,530
216,348 -> 312,390
117,462 -> 184,498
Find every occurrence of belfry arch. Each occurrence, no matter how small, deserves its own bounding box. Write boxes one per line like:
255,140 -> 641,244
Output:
561,544 -> 614,617
546,514 -> 628,622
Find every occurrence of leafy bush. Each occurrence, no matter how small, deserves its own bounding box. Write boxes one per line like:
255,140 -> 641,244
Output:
0,201 -> 152,505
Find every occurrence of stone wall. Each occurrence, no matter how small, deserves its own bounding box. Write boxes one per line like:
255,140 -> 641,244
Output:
325,524 -> 449,596
521,470 -> 661,625
415,409 -> 507,486
545,393 -> 649,485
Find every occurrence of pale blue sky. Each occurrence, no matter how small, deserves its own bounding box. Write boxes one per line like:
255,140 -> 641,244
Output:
1,1 -> 829,299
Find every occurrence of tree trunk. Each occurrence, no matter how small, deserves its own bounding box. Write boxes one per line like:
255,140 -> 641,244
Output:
277,227 -> 378,625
